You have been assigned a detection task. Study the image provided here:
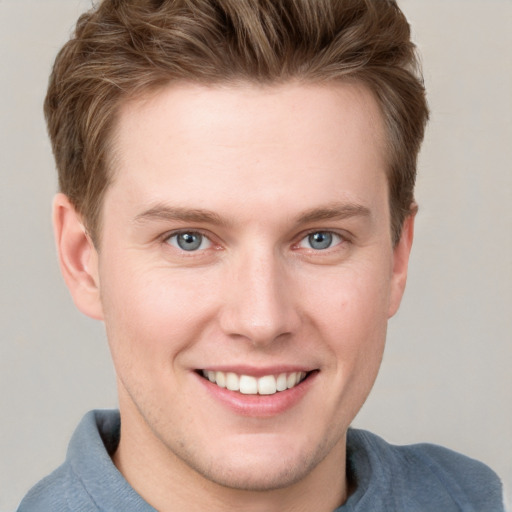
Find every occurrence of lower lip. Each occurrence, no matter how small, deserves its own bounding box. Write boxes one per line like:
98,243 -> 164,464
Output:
195,371 -> 317,418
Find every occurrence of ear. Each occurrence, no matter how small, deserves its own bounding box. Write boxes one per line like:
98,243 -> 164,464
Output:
388,210 -> 415,318
53,193 -> 104,320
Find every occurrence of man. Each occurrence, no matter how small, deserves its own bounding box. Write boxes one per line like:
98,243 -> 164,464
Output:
18,0 -> 505,510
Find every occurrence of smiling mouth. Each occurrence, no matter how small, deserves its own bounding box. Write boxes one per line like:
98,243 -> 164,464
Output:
199,370 -> 310,395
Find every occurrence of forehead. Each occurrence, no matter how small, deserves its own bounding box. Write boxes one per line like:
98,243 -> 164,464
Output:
107,81 -> 388,223
115,80 -> 385,156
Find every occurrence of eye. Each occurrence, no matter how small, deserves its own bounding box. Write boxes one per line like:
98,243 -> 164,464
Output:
298,231 -> 342,250
166,231 -> 212,252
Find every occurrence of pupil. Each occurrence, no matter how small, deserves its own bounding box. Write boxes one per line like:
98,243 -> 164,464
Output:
178,232 -> 202,251
309,232 -> 332,250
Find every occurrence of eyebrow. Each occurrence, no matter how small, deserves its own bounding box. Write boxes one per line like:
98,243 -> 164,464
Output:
133,201 -> 371,227
294,202 -> 372,225
133,205 -> 228,226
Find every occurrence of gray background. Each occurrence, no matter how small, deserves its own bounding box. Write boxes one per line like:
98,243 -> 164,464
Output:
1,0 -> 511,510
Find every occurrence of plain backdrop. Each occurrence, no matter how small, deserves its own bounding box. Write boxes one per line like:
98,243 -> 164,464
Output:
1,0 -> 511,510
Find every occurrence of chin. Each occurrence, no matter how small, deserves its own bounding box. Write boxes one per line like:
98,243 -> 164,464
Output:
170,433 -> 337,493
193,457 -> 313,492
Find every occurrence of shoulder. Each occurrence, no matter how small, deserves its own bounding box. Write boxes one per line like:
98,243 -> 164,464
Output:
16,463 -> 94,512
16,410 -> 120,512
346,429 -> 505,511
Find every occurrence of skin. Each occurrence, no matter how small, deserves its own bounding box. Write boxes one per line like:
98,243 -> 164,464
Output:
54,82 -> 414,512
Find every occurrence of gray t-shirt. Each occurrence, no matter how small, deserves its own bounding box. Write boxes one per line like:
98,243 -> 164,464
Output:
17,410 -> 504,511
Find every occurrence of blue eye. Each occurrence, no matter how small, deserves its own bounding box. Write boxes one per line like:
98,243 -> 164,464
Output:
299,231 -> 341,250
167,232 -> 211,252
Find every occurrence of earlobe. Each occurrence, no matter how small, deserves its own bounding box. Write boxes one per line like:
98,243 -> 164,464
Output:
53,193 -> 104,320
388,211 -> 415,318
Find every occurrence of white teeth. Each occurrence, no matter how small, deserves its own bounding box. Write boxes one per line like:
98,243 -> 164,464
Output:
201,370 -> 307,395
225,372 -> 239,391
258,375 -> 277,395
287,372 -> 297,388
239,375 -> 258,394
276,373 -> 288,391
215,371 -> 226,388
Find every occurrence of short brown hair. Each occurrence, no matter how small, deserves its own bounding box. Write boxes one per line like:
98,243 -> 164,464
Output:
45,0 -> 428,245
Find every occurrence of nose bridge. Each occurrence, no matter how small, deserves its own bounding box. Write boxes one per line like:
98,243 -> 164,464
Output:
219,244 -> 299,345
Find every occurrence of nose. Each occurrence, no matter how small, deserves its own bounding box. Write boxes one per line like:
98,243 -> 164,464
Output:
218,248 -> 301,347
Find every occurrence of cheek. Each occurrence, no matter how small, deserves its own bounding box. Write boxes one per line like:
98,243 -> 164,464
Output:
99,263 -> 219,367
304,260 -> 392,334
303,262 -> 391,380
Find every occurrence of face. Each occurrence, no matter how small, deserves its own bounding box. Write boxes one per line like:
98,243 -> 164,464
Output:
64,82 -> 412,494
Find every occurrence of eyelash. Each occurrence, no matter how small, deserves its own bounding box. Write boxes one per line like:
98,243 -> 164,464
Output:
163,230 -> 214,253
162,229 -> 349,254
294,230 -> 348,252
